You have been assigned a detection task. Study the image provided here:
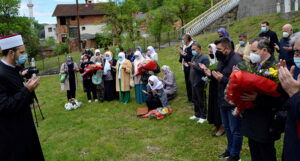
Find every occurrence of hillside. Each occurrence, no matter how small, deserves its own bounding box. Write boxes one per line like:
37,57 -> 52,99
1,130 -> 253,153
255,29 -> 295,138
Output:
34,12 -> 300,160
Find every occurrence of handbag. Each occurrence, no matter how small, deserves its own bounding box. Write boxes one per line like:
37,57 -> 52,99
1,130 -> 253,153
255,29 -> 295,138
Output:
92,70 -> 103,85
59,73 -> 67,83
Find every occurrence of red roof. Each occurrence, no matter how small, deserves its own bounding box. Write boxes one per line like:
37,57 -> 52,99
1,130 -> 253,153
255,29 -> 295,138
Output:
52,3 -> 106,17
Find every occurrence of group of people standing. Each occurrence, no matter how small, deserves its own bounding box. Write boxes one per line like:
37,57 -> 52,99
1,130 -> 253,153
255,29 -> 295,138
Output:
60,46 -> 177,111
180,21 -> 300,161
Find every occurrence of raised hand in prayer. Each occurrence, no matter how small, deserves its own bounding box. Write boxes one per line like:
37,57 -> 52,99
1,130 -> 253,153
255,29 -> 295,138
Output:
278,66 -> 300,97
212,71 -> 223,82
199,63 -> 211,77
232,65 -> 240,72
25,77 -> 40,92
151,90 -> 158,95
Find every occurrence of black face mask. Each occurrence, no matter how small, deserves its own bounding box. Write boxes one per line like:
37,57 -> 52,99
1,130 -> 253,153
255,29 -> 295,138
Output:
209,53 -> 215,59
215,50 -> 226,61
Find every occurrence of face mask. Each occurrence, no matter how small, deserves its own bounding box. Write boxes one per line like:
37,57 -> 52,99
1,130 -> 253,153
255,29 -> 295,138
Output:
118,57 -> 123,61
83,59 -> 88,63
249,53 -> 261,64
282,32 -> 289,38
192,50 -> 197,56
67,62 -> 72,65
261,27 -> 267,33
215,50 -> 226,61
294,57 -> 300,68
239,41 -> 245,46
15,54 -> 28,65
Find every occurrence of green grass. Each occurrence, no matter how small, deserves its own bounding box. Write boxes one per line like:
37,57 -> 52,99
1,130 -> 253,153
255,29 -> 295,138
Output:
193,11 -> 300,55
35,12 -> 295,160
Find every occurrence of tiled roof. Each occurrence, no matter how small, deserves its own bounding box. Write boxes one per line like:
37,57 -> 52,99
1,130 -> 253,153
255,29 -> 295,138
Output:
52,3 -> 105,17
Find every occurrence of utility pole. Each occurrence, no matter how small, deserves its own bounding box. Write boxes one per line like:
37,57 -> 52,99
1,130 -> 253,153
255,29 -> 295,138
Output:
76,0 -> 82,51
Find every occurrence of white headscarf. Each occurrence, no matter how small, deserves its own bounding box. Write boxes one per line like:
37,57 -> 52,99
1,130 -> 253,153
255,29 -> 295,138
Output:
118,52 -> 126,64
118,52 -> 126,79
103,52 -> 112,75
147,46 -> 158,62
133,51 -> 144,75
208,43 -> 218,65
148,75 -> 164,90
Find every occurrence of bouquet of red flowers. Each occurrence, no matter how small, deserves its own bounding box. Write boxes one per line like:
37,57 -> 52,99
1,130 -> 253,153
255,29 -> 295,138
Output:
226,70 -> 281,116
135,60 -> 158,76
82,64 -> 103,77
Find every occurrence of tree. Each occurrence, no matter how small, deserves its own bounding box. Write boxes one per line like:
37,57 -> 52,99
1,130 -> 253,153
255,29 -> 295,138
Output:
98,0 -> 140,46
147,6 -> 175,49
164,0 -> 210,26
0,0 -> 20,35
0,0 -> 41,58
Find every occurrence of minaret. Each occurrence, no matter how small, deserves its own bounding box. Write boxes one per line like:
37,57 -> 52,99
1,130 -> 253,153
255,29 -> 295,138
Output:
27,0 -> 34,19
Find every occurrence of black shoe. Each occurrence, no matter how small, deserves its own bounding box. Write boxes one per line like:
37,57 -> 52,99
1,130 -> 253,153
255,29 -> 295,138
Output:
100,97 -> 104,102
218,151 -> 230,159
227,156 -> 240,161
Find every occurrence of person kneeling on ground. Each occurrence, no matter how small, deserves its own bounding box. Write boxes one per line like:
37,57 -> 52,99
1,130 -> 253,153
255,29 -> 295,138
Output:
160,65 -> 177,100
143,75 -> 170,110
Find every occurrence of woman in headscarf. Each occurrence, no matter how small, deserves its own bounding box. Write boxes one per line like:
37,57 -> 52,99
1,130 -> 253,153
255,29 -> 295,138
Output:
208,44 -> 217,66
80,55 -> 97,103
133,51 -> 147,104
103,51 -> 118,101
207,43 -> 224,137
161,65 -> 177,100
91,49 -> 105,102
60,56 -> 79,100
143,75 -> 170,110
116,52 -> 132,103
217,28 -> 235,50
147,46 -> 158,62
136,46 -> 150,60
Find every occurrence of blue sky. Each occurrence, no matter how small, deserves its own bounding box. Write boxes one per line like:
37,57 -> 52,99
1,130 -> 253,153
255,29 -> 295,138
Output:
19,0 -> 109,24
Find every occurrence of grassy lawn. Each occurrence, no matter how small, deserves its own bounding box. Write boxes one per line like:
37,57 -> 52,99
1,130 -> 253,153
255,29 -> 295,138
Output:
34,12 -> 299,160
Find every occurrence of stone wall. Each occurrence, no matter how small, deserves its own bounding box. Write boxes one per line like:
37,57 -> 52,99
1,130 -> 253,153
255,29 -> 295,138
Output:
237,0 -> 277,19
200,6 -> 239,34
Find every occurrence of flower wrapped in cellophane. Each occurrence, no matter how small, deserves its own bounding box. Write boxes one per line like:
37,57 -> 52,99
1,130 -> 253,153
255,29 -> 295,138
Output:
135,60 -> 158,76
226,65 -> 281,116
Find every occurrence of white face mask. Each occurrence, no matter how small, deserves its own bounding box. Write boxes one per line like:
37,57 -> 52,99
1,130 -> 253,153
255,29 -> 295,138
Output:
282,32 -> 289,38
249,52 -> 261,64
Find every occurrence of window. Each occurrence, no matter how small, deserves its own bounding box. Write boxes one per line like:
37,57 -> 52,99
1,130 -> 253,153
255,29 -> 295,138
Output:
61,34 -> 67,43
48,27 -> 52,32
60,17 -> 66,25
69,27 -> 78,38
71,16 -> 76,21
81,26 -> 86,31
80,16 -> 85,19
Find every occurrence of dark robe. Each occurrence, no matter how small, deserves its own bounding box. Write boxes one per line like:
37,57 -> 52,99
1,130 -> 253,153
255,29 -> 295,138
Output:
283,92 -> 300,161
0,61 -> 44,161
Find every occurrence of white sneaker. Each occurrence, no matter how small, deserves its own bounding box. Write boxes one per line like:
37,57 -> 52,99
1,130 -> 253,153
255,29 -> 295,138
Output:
95,99 -> 98,102
88,100 -> 92,103
189,115 -> 199,120
197,118 -> 207,124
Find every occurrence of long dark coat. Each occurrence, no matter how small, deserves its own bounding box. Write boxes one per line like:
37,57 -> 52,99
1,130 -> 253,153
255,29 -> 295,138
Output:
0,61 -> 44,161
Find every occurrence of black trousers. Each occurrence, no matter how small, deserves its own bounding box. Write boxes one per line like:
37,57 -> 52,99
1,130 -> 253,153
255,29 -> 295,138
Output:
83,79 -> 97,100
67,77 -> 76,100
192,84 -> 207,119
146,94 -> 162,111
183,67 -> 192,102
248,138 -> 276,161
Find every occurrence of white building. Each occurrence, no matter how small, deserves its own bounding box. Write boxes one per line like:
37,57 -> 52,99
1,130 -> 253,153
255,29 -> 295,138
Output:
44,24 -> 58,42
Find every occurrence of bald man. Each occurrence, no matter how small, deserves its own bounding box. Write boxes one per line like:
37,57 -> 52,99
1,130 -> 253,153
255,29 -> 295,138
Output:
277,24 -> 294,69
